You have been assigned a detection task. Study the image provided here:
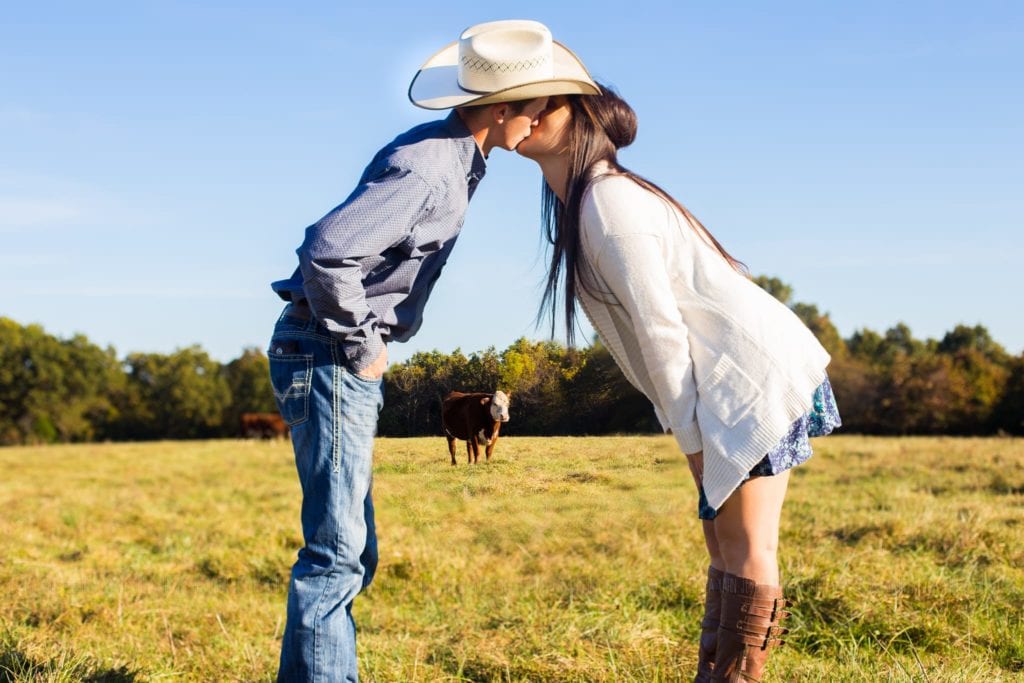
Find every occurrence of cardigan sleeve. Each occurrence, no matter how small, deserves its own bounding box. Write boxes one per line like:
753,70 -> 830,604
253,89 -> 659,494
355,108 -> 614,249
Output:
594,231 -> 703,454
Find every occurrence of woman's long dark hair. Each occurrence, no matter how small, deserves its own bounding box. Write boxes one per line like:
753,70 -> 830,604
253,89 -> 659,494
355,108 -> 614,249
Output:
539,84 -> 747,345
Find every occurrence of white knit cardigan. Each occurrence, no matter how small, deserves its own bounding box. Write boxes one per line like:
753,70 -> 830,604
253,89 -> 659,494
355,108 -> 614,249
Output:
576,170 -> 830,509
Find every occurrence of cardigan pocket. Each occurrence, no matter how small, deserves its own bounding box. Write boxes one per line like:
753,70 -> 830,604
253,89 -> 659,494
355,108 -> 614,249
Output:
697,354 -> 763,428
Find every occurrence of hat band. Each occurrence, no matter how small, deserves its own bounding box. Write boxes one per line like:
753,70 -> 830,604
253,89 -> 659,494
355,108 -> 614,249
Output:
461,54 -> 550,74
458,53 -> 553,92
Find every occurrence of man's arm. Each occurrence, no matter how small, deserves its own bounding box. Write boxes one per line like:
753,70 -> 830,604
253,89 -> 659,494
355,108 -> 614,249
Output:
298,164 -> 434,374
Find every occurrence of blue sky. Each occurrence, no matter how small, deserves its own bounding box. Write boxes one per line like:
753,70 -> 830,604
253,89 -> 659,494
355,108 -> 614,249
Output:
2,1 -> 1022,365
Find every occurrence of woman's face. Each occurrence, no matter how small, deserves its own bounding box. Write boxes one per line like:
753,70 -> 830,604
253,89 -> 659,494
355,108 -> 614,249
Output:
516,96 -> 572,160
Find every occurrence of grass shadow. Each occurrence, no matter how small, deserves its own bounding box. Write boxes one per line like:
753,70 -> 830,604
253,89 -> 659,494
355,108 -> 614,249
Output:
1,633 -> 142,683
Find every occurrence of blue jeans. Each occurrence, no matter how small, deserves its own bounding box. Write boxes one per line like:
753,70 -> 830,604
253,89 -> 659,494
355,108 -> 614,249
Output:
268,308 -> 384,682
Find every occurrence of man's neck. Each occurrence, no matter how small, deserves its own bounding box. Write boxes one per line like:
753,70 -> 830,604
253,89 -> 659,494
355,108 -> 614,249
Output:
456,108 -> 493,157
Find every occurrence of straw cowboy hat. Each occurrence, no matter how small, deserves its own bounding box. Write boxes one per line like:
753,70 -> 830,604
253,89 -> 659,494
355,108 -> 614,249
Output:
409,19 -> 600,110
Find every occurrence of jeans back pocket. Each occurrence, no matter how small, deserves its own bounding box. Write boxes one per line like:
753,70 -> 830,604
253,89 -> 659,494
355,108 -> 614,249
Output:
268,339 -> 313,426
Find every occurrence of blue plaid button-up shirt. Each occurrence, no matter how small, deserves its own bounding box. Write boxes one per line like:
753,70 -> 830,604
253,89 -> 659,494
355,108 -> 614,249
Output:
272,112 -> 487,373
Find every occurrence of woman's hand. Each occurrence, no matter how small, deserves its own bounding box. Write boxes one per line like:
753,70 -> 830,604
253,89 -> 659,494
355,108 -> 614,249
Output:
685,450 -> 704,488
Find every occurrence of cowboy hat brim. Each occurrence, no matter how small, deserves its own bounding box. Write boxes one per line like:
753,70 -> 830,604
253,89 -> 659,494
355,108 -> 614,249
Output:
408,40 -> 600,110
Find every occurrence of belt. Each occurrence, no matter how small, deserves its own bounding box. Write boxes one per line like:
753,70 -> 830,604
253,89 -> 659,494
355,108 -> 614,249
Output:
284,302 -> 312,321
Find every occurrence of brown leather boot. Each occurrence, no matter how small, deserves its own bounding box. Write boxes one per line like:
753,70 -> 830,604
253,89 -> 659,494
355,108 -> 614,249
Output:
710,573 -> 790,682
694,566 -> 725,682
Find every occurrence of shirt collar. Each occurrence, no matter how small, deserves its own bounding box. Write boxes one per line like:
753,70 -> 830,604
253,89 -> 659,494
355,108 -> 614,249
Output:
445,111 -> 487,182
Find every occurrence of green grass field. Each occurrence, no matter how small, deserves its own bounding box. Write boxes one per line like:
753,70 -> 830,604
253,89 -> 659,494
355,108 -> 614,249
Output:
1,435 -> 1022,682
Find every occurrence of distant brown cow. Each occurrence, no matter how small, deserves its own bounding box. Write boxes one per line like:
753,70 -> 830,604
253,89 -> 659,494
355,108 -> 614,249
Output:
240,412 -> 289,439
441,390 -> 511,464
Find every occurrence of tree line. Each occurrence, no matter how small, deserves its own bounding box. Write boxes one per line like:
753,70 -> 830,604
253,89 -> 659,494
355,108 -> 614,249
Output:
1,278 -> 1021,445
0,319 -> 275,444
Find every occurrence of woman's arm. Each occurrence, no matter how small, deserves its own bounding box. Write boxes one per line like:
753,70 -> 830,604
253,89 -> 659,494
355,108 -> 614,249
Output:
595,230 -> 702,454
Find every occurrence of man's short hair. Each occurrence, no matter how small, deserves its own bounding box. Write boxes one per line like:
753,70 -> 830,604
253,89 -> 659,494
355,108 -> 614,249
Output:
457,98 -> 539,116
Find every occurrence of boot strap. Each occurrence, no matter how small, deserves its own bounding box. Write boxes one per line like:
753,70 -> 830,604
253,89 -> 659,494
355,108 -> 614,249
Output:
730,623 -> 789,648
741,602 -> 786,618
739,606 -> 792,622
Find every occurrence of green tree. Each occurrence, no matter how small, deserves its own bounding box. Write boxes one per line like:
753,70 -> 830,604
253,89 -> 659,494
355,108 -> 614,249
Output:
880,353 -> 973,434
0,319 -> 57,444
938,324 -> 1008,362
993,354 -> 1024,434
380,361 -> 430,436
58,333 -> 125,441
221,347 -> 276,437
825,354 -> 881,433
460,347 -> 503,393
936,325 -> 1009,432
847,328 -> 886,361
882,322 -> 925,359
380,349 -> 470,436
116,346 -> 230,439
0,318 -> 122,444
562,340 -> 658,434
500,338 -> 569,434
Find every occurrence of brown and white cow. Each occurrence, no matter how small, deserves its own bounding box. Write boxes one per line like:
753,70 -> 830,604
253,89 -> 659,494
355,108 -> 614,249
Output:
441,390 -> 511,464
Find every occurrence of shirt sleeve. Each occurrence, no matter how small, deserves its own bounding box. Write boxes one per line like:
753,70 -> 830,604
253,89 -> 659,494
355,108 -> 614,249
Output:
594,231 -> 703,454
297,164 -> 434,373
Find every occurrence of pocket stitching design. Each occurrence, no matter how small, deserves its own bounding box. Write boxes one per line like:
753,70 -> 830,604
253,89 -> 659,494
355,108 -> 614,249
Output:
269,351 -> 313,426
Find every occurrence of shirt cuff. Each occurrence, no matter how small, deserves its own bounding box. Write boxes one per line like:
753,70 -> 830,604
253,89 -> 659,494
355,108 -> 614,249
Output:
344,333 -> 385,374
673,419 -> 703,455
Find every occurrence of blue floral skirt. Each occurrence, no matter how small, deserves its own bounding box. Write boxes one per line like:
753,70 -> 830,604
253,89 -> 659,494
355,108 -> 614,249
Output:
697,375 -> 841,520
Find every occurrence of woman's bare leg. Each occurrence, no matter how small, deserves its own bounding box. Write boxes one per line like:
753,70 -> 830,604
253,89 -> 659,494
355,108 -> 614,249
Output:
688,452 -> 726,681
712,471 -> 790,585
702,520 -> 723,570
686,453 -> 726,569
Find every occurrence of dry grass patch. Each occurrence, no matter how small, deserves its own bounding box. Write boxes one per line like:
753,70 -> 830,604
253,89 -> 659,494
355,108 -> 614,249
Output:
1,435 -> 1021,681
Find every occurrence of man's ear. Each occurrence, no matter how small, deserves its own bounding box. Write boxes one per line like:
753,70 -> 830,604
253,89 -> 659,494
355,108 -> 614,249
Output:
491,102 -> 510,125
